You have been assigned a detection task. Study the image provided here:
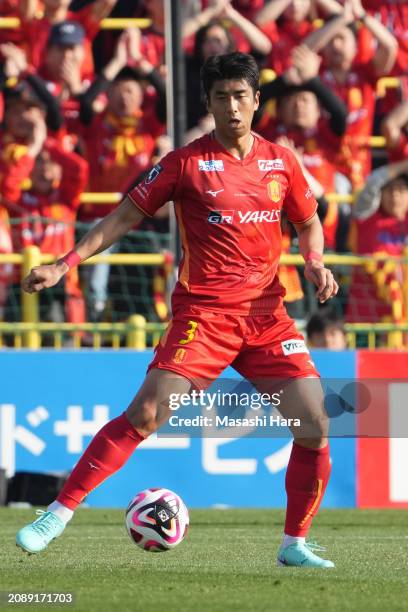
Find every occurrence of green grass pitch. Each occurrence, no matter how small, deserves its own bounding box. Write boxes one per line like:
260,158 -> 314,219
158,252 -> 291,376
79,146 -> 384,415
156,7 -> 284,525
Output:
1,508 -> 408,612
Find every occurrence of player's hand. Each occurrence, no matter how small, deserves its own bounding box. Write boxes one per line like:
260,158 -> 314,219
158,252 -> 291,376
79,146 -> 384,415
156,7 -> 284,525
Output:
304,261 -> 339,303
22,262 -> 68,294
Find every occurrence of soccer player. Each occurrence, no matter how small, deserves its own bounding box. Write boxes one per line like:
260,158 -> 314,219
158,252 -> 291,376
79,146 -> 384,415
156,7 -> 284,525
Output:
16,53 -> 338,568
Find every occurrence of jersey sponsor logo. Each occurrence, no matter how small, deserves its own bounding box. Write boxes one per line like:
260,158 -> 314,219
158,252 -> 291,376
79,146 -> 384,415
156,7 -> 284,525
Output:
207,210 -> 234,224
144,163 -> 163,185
267,180 -> 281,203
199,159 -> 224,171
258,159 -> 284,171
238,210 -> 280,223
281,339 -> 309,356
206,189 -> 224,198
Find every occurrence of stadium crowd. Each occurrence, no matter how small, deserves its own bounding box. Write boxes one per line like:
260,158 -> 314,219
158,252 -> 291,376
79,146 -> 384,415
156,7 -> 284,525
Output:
0,0 -> 407,342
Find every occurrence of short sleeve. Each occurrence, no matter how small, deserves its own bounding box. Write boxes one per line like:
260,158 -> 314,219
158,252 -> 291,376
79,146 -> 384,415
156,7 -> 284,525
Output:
283,152 -> 318,224
127,150 -> 181,217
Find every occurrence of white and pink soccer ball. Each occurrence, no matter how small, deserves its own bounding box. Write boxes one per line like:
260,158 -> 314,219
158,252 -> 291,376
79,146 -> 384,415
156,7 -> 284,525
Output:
125,487 -> 189,552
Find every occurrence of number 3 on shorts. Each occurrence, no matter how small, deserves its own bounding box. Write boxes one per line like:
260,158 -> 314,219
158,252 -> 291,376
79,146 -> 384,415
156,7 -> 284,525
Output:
179,320 -> 198,345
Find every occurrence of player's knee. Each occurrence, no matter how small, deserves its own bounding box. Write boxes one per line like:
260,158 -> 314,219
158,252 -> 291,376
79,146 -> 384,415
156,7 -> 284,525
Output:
125,399 -> 160,436
301,410 -> 329,441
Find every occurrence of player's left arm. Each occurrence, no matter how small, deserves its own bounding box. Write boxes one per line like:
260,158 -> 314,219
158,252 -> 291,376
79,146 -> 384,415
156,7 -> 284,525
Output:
294,214 -> 338,303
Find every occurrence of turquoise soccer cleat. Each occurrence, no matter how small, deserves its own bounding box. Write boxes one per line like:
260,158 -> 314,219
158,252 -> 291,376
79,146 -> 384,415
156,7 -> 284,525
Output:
16,510 -> 65,554
277,541 -> 335,568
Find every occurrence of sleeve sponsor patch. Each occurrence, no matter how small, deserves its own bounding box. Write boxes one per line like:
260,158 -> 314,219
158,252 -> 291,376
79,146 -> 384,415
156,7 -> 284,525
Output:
144,163 -> 163,185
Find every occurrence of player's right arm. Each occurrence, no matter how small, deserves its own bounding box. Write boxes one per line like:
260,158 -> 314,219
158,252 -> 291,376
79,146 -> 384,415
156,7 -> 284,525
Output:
23,149 -> 182,294
22,196 -> 144,293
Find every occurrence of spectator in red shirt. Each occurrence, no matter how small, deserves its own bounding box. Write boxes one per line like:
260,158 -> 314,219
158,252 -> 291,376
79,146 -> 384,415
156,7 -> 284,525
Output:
38,21 -> 91,149
19,0 -> 118,80
304,0 -> 398,189
0,89 -> 47,318
3,118 -> 89,325
347,158 -> 408,326
77,29 -> 166,321
363,0 -> 408,77
255,0 -> 346,73
183,0 -> 272,57
381,99 -> 408,163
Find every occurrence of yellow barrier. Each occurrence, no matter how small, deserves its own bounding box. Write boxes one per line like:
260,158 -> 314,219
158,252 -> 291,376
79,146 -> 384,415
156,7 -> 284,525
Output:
1,248 -> 408,349
0,17 -> 151,29
0,319 -> 158,349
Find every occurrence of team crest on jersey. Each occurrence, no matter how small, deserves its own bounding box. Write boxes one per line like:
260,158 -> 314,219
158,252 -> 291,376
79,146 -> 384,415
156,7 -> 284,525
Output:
199,160 -> 224,172
258,159 -> 285,171
144,163 -> 163,185
267,180 -> 281,203
207,210 -> 234,224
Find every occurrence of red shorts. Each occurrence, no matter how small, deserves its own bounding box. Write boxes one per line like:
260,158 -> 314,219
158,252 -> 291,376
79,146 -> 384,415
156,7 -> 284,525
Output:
148,303 -> 319,388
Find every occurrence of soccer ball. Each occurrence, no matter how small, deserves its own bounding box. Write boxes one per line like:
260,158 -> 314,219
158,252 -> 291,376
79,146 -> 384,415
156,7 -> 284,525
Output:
125,487 -> 189,552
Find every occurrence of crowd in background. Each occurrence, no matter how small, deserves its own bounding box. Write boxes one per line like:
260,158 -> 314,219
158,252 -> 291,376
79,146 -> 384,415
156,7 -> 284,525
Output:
0,0 -> 407,342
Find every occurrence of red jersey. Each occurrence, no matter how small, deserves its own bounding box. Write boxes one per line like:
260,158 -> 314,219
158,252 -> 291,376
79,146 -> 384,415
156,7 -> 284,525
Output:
320,65 -> 378,188
258,119 -> 339,192
128,132 -> 317,315
22,6 -> 101,80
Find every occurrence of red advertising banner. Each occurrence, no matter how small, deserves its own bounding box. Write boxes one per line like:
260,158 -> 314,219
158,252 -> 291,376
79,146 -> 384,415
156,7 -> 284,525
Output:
357,351 -> 408,508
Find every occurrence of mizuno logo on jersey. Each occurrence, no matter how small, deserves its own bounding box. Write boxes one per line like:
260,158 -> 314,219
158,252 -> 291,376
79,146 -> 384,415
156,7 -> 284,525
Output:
281,339 -> 309,356
258,159 -> 285,171
238,210 -> 280,223
199,160 -> 224,171
206,189 -> 224,198
207,210 -> 234,224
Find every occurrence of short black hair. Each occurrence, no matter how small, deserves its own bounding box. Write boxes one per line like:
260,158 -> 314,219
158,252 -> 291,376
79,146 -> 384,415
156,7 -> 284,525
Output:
306,307 -> 345,339
200,52 -> 259,100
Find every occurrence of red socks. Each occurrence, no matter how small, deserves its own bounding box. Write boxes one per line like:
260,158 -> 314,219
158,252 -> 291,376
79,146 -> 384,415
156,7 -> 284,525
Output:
57,412 -> 144,510
284,442 -> 331,537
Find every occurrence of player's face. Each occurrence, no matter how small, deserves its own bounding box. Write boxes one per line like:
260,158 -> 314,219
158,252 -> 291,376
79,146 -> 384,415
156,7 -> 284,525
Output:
279,91 -> 320,130
108,80 -> 143,117
207,79 -> 260,140
381,178 -> 408,220
323,27 -> 357,70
